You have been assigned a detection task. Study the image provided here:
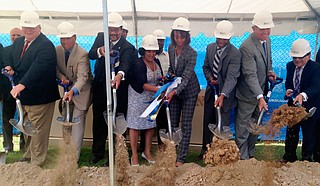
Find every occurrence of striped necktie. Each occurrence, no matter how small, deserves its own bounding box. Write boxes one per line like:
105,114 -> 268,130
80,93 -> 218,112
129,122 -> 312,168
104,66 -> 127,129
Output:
213,48 -> 222,79
294,67 -> 301,93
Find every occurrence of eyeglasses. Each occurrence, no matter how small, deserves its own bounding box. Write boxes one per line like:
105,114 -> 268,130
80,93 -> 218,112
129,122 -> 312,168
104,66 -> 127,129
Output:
293,53 -> 309,60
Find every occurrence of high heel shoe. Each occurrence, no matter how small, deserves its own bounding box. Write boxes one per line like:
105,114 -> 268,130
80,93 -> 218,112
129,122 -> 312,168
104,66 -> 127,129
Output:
131,157 -> 139,167
141,152 -> 155,164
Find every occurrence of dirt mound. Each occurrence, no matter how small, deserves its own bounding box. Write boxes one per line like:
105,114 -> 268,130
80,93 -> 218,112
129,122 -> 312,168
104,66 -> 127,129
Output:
204,136 -> 240,166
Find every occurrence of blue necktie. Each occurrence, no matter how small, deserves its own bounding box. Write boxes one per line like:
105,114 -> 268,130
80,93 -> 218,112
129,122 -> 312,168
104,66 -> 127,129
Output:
65,51 -> 70,66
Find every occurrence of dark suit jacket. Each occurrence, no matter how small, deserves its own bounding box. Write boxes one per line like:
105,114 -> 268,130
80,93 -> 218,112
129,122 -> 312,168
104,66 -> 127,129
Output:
316,48 -> 320,64
202,42 -> 241,112
168,44 -> 200,99
4,33 -> 60,105
285,60 -> 320,118
1,45 -> 14,98
88,33 -> 137,113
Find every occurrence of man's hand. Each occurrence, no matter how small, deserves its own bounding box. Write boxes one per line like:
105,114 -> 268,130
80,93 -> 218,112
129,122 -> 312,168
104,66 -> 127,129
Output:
63,89 -> 74,102
112,74 -> 122,89
10,84 -> 25,98
60,78 -> 70,85
99,46 -> 106,57
4,66 -> 14,76
268,71 -> 277,82
285,89 -> 293,98
215,94 -> 225,108
258,97 -> 268,112
208,78 -> 218,86
294,93 -> 303,106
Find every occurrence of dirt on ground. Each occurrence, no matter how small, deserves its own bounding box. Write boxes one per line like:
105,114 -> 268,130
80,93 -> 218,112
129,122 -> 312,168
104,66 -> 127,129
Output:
0,133 -> 320,186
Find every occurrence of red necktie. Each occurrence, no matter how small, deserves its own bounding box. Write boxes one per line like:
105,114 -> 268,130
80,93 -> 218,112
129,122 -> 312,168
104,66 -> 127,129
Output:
20,40 -> 30,58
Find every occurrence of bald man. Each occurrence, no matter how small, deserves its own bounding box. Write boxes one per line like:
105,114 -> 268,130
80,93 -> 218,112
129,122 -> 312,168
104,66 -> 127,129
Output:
1,27 -> 23,152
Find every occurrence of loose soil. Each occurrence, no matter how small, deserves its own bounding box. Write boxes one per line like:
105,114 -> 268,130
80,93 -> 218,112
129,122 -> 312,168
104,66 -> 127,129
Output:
0,135 -> 319,185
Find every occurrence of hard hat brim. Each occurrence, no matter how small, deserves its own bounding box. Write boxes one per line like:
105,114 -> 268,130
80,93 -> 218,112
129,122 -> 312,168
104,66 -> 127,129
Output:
252,21 -> 275,29
172,27 -> 190,32
289,51 -> 309,58
20,22 -> 40,28
57,33 -> 76,38
214,32 -> 233,40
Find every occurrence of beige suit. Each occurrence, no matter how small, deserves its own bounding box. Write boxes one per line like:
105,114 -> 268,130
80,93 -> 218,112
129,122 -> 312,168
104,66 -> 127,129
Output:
56,44 -> 92,159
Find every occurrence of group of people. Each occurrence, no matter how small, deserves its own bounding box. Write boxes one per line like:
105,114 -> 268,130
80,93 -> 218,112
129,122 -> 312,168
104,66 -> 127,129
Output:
1,9 -> 320,167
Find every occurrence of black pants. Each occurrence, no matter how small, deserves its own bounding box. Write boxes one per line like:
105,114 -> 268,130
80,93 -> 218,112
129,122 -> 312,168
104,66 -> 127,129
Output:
283,118 -> 316,162
2,92 -> 16,151
313,118 -> 320,163
91,81 -> 128,158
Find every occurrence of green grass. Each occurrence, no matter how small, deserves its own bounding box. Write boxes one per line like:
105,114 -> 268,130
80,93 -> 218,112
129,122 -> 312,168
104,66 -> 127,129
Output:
1,136 -> 302,168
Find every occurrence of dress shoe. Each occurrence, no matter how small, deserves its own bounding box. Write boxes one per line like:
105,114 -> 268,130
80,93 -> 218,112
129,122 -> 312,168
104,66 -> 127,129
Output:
91,156 -> 103,164
131,157 -> 139,167
19,157 -> 31,163
141,152 -> 155,164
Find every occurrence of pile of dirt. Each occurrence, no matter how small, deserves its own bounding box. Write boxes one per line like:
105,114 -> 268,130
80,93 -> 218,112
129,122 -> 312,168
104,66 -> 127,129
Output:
114,134 -> 129,185
204,136 -> 240,166
253,104 -> 308,136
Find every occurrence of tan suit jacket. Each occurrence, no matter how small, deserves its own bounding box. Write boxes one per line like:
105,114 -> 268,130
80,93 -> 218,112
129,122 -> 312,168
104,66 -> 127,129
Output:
56,44 -> 92,110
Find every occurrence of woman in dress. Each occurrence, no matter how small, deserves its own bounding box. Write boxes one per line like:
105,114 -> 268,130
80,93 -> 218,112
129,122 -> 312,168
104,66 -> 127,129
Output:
127,35 -> 164,166
166,17 -> 200,167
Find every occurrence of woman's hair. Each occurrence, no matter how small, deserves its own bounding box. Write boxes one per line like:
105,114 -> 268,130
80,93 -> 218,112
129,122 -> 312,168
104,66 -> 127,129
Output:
170,30 -> 191,46
138,47 -> 145,56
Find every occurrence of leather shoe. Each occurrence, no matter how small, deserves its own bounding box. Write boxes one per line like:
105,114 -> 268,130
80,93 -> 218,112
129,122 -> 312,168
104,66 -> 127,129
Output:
91,156 -> 103,164
19,157 -> 31,163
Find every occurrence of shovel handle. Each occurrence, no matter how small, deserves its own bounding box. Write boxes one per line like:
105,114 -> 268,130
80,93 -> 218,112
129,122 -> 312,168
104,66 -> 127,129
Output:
1,68 -> 16,88
57,79 -> 73,93
257,108 -> 265,126
165,100 -> 173,140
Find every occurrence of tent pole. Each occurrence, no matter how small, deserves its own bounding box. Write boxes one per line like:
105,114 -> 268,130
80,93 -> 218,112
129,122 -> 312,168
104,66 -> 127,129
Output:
102,0 -> 115,185
131,0 -> 138,48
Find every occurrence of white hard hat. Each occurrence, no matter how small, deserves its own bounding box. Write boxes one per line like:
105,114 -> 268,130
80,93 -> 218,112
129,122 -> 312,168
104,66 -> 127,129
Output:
153,29 -> 166,40
57,22 -> 76,38
20,10 -> 40,28
141,35 -> 159,50
108,12 -> 123,27
252,10 -> 274,29
122,21 -> 128,31
289,39 -> 311,58
172,17 -> 190,32
214,20 -> 234,39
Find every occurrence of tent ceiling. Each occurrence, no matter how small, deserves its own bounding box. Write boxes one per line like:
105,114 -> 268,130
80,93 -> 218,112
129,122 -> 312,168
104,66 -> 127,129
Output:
0,0 -> 319,21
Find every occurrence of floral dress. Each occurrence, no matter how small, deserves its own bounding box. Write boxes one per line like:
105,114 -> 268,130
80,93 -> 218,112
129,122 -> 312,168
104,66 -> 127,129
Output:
127,65 -> 161,130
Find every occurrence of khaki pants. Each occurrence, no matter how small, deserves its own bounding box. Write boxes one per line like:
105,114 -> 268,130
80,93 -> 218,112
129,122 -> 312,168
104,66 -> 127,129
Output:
23,102 -> 55,166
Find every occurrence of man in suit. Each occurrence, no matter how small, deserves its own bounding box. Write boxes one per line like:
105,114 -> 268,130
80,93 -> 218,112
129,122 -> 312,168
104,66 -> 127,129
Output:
1,27 -> 24,152
166,17 -> 200,166
88,12 -> 137,164
316,48 -> 320,64
201,20 -> 241,157
55,22 -> 93,161
282,39 -> 320,162
3,10 -> 60,166
235,10 -> 277,160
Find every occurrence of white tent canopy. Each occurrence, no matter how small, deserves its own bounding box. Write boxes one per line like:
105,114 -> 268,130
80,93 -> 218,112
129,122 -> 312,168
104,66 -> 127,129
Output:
0,0 -> 319,37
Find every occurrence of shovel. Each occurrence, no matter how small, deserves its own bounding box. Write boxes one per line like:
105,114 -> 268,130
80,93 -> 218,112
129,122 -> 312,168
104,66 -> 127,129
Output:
247,77 -> 283,134
159,100 -> 183,145
56,80 -> 80,126
1,68 -> 38,136
284,93 -> 316,120
208,85 -> 233,140
103,50 -> 127,135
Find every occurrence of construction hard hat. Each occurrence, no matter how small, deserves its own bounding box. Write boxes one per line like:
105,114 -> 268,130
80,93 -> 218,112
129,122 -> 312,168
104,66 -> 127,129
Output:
252,10 -> 274,29
214,20 -> 234,39
141,35 -> 159,50
57,22 -> 76,38
289,39 -> 311,58
172,17 -> 190,32
20,10 -> 40,28
108,12 -> 123,27
122,21 -> 128,31
153,29 -> 166,40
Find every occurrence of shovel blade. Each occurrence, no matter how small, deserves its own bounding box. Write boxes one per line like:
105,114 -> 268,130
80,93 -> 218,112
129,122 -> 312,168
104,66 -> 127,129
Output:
9,119 -> 38,136
246,118 -> 263,135
0,152 -> 6,164
208,124 -> 233,139
307,107 -> 316,118
56,116 -> 80,127
114,114 -> 127,135
159,128 -> 183,145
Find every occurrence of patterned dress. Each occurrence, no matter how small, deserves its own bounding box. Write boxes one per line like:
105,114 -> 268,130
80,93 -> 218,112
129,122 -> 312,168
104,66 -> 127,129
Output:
127,64 -> 161,130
